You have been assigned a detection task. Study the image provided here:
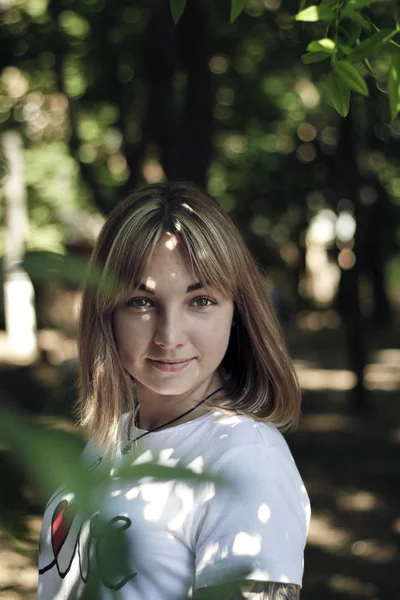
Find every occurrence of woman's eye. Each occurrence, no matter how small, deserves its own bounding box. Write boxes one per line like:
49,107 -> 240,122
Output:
192,296 -> 217,308
125,297 -> 152,309
124,296 -> 216,309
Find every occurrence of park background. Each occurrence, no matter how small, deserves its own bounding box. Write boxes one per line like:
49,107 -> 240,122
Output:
0,0 -> 400,598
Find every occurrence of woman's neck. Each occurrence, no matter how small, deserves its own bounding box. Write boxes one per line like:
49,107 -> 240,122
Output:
134,374 -> 224,431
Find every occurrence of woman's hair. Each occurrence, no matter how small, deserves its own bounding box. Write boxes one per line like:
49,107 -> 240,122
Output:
77,181 -> 301,455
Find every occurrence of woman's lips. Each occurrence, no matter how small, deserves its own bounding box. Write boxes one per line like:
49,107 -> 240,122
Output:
148,358 -> 194,373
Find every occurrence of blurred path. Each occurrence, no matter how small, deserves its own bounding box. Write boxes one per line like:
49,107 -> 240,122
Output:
287,314 -> 400,600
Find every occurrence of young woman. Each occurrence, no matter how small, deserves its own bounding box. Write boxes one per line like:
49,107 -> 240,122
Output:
38,181 -> 310,600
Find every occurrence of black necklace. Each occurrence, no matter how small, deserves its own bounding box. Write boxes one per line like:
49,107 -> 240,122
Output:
121,386 -> 224,455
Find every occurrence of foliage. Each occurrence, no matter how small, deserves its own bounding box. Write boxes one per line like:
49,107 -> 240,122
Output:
230,0 -> 247,23
170,0 -> 187,25
170,0 -> 400,119
389,53 -> 400,120
0,403 -> 223,515
0,0 -> 399,315
0,402 -> 239,599
23,250 -> 119,294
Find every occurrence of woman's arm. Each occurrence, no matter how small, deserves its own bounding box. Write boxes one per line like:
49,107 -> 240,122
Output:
195,581 -> 300,599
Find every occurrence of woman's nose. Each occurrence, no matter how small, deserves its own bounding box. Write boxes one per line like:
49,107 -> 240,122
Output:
153,312 -> 186,349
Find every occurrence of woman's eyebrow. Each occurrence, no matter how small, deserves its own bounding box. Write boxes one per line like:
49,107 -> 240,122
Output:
134,283 -> 156,295
135,282 -> 204,295
187,282 -> 203,293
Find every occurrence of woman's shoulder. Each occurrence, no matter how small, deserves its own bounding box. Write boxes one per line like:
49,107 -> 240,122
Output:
193,411 -> 311,558
204,409 -> 295,467
200,410 -> 310,522
208,408 -> 288,445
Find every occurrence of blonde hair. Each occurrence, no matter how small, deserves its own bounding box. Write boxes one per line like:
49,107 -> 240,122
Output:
77,181 -> 301,455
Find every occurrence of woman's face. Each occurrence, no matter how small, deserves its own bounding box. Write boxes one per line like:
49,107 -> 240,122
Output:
113,233 -> 234,396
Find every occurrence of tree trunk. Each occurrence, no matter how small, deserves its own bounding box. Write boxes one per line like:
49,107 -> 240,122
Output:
335,112 -> 370,414
2,130 -> 38,364
143,0 -> 214,187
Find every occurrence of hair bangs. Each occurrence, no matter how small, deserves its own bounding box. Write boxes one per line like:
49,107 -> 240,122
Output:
172,212 -> 238,300
97,216 -> 165,312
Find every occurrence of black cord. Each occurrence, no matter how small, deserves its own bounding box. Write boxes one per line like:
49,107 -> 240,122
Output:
122,386 -> 224,455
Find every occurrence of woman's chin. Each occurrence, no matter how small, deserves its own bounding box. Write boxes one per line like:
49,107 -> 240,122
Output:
135,378 -> 196,397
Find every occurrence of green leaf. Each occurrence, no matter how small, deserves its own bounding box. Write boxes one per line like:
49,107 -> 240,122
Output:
325,70 -> 351,117
319,0 -> 338,6
0,404 -> 96,515
295,5 -> 335,22
230,0 -> 246,23
342,0 -> 386,11
341,9 -> 372,31
389,54 -> 400,121
362,57 -> 376,76
333,60 -> 369,96
339,42 -> 354,55
0,158 -> 7,181
0,404 -> 227,515
346,29 -> 393,63
116,461 -> 225,487
301,51 -> 331,63
307,38 -> 336,54
170,0 -> 186,25
338,19 -> 362,45
23,251 -> 119,296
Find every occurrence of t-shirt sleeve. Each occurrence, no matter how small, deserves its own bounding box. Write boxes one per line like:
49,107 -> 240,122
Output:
192,444 -> 310,591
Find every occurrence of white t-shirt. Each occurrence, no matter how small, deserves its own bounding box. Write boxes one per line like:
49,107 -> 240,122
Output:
38,409 -> 311,599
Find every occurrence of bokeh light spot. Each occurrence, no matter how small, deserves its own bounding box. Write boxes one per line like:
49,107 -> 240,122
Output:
209,56 -> 229,75
297,123 -> 317,142
338,248 -> 356,270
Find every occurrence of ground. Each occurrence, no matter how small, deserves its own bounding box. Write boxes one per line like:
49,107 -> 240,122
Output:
0,311 -> 399,600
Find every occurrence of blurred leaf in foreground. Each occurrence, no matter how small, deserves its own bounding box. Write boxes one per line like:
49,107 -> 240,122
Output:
0,403 -> 94,515
23,250 -> 119,296
389,54 -> 400,121
0,403 -> 224,513
0,404 -> 228,598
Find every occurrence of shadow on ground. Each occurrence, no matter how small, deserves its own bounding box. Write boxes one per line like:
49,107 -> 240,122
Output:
287,318 -> 400,600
